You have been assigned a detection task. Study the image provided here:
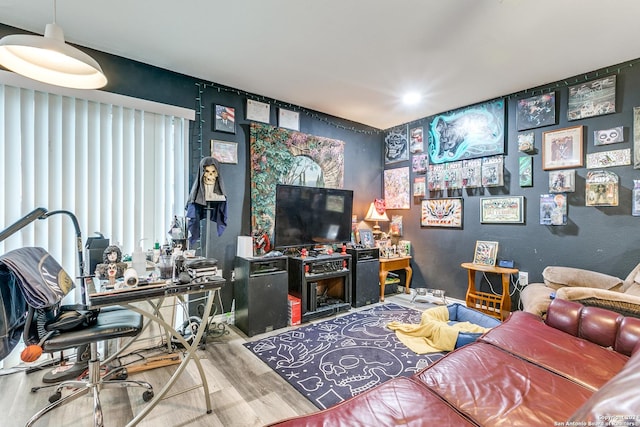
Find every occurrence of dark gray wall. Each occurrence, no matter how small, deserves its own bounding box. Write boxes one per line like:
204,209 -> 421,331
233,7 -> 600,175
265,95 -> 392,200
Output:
389,61 -> 640,306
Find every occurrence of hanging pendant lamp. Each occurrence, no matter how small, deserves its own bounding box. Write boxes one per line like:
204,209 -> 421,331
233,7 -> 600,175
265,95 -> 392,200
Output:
0,1 -> 107,89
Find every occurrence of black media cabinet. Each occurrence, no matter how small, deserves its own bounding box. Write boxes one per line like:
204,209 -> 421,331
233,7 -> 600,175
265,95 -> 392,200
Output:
288,254 -> 352,322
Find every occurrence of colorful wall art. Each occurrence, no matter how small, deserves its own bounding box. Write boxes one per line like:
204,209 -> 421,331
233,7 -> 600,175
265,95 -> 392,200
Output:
428,99 -> 505,164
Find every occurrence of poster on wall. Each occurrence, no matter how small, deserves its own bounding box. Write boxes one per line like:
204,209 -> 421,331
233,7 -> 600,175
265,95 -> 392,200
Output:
519,156 -> 533,187
567,75 -> 616,121
384,167 -> 410,209
586,148 -> 631,169
428,99 -> 505,164
409,126 -> 424,153
384,125 -> 409,164
516,93 -> 556,131
420,198 -> 463,228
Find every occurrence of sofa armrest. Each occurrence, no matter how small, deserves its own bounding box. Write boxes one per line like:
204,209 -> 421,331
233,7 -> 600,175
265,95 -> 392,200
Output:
555,287 -> 640,319
543,266 -> 623,291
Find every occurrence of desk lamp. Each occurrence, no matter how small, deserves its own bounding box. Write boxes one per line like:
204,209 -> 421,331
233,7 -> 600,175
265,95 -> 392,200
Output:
364,199 -> 389,239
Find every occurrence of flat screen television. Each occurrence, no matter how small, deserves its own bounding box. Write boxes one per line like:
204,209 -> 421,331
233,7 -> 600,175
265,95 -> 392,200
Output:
273,184 -> 354,249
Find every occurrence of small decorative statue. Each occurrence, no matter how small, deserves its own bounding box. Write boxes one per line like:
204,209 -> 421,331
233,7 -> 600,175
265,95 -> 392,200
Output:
95,245 -> 127,282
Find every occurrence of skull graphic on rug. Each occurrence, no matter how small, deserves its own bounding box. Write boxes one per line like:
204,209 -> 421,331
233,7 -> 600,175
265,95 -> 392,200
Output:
319,347 -> 403,396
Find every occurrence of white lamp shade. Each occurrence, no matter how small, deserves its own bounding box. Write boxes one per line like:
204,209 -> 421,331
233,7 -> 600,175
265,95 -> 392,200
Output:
0,23 -> 107,89
364,202 -> 389,222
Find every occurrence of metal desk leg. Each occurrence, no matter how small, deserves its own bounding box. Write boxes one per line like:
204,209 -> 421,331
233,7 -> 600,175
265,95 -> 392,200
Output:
123,288 -> 218,426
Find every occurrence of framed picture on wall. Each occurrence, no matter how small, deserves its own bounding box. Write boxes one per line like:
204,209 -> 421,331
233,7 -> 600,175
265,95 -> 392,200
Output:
480,196 -> 524,224
210,140 -> 238,164
278,108 -> 300,131
420,198 -> 463,228
568,75 -> 616,121
246,99 -> 271,123
516,93 -> 556,131
213,104 -> 236,133
542,125 -> 584,170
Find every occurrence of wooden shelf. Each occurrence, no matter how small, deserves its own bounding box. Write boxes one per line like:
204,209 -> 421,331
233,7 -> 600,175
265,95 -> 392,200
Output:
460,262 -> 518,321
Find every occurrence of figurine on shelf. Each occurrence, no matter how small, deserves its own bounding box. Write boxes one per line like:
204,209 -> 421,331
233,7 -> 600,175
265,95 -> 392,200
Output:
95,245 -> 127,281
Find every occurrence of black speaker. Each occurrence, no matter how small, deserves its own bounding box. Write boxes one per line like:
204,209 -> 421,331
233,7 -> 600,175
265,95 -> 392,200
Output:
234,257 -> 288,337
348,248 -> 380,308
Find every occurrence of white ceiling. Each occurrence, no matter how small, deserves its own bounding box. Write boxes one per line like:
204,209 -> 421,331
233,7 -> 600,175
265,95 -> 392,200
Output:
2,0 -> 640,130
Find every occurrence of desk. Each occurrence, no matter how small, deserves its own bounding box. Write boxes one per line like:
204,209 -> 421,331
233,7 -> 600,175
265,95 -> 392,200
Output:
460,262 -> 518,321
87,278 -> 224,426
379,256 -> 412,302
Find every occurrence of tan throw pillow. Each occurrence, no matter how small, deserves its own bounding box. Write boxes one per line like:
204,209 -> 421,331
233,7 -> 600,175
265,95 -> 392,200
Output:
543,266 -> 622,291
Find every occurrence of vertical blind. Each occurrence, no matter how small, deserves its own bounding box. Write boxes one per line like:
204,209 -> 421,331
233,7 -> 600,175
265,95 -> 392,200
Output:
0,75 -> 192,290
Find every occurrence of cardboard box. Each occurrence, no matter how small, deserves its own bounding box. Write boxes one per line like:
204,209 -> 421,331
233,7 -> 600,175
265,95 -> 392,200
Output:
288,294 -> 301,326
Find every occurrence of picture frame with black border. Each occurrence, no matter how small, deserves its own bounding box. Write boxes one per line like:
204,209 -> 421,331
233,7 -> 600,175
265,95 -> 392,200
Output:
213,104 -> 236,133
480,196 -> 524,224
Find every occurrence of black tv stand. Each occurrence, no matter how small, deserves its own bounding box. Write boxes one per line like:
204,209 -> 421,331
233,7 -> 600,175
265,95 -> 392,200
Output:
287,254 -> 352,323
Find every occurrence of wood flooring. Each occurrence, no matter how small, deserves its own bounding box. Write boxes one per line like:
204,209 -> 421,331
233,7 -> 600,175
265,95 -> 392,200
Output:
0,292 -> 441,427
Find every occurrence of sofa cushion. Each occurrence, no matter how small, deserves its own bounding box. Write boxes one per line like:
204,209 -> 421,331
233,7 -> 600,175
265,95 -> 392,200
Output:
568,347 -> 640,423
267,377 -> 476,427
543,266 -> 623,291
414,342 -> 594,426
479,310 -> 628,390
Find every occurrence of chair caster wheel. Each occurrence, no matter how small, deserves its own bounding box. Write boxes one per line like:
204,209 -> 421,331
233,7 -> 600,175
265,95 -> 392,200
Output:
49,392 -> 62,403
142,390 -> 154,402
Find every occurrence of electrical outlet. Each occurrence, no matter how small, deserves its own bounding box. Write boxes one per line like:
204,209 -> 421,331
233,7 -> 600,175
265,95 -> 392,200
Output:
519,271 -> 529,286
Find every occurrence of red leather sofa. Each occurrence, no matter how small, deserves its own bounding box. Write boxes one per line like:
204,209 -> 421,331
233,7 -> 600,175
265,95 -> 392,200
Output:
269,298 -> 640,426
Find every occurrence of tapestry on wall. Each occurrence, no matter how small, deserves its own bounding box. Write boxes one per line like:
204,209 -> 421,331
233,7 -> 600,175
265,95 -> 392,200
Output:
250,122 -> 345,244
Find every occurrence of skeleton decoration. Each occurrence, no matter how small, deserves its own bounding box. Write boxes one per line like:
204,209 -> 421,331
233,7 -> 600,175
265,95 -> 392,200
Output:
186,157 -> 228,247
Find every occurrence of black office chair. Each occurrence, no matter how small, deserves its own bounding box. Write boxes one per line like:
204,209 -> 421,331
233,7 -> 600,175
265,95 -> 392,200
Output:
0,209 -> 154,427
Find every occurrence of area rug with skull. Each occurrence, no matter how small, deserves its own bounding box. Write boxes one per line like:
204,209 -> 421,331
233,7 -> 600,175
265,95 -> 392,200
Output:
243,303 -> 446,409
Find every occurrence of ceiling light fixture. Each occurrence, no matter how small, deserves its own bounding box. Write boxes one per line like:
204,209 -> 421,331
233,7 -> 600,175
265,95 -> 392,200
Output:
402,92 -> 421,105
0,0 -> 107,89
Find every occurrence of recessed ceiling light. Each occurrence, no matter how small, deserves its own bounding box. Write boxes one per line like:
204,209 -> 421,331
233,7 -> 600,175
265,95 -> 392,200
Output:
402,92 -> 421,105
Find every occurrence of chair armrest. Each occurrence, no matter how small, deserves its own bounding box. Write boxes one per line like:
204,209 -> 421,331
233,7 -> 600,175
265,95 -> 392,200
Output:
543,266 -> 623,291
555,287 -> 640,318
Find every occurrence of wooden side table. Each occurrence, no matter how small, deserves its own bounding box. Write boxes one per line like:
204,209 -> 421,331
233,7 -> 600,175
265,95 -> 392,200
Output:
379,256 -> 412,302
460,262 -> 518,321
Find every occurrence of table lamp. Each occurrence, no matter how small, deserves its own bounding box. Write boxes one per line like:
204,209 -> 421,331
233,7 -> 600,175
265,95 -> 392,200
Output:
364,199 -> 389,238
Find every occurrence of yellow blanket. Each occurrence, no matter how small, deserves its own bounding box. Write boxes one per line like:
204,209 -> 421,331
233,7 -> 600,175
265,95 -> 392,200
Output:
387,306 -> 491,354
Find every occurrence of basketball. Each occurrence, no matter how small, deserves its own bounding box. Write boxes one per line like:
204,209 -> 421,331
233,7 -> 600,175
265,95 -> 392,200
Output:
21,344 -> 43,363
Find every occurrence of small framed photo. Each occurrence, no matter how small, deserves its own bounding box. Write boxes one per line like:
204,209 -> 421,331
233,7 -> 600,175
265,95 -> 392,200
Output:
213,104 -> 235,133
278,108 -> 300,131
480,196 -> 524,224
473,241 -> 499,266
246,99 -> 271,123
359,229 -> 374,248
210,140 -> 238,164
542,125 -> 584,170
